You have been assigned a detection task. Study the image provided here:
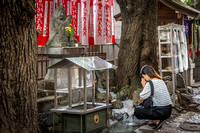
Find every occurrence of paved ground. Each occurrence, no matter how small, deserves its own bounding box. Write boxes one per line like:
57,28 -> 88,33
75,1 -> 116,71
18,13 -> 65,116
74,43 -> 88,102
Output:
135,112 -> 200,133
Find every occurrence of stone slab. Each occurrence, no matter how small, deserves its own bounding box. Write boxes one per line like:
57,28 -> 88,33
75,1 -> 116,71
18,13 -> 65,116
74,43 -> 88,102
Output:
190,82 -> 200,88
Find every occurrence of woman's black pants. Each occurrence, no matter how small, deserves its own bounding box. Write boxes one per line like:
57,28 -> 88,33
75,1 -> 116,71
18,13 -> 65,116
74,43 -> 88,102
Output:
134,105 -> 172,120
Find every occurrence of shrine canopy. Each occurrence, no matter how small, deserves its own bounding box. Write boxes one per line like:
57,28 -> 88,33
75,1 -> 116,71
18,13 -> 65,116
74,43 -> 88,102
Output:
36,0 -> 115,46
48,56 -> 116,71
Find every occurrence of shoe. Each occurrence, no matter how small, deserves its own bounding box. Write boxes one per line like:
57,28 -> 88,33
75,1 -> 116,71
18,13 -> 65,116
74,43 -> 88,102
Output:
148,122 -> 156,127
152,120 -> 165,130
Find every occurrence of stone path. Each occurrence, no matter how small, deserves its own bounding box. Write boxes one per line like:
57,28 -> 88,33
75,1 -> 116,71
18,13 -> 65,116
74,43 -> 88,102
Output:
135,112 -> 200,133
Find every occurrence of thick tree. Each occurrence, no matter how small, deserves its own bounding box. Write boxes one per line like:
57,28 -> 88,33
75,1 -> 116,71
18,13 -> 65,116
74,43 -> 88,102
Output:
0,1 -> 38,132
116,0 -> 158,90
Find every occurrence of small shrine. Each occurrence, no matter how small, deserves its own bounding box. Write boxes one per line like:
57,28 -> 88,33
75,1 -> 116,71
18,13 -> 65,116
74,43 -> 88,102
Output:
48,56 -> 116,133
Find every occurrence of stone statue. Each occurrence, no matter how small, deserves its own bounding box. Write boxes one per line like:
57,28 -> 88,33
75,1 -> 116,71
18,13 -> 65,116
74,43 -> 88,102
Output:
46,5 -> 78,47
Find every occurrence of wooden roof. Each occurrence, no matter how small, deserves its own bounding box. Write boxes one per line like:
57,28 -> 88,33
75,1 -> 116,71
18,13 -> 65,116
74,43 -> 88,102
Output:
160,0 -> 200,18
114,0 -> 200,21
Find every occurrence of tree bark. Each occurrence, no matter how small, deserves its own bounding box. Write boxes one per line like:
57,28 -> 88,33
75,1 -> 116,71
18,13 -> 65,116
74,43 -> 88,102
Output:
0,1 -> 38,132
116,0 -> 158,90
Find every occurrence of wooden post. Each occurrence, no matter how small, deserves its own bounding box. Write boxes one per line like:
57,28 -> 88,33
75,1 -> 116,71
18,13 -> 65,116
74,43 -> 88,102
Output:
80,115 -> 83,133
92,70 -> 95,105
54,68 -> 57,107
83,70 -> 87,110
170,28 -> 176,107
158,28 -> 163,77
68,68 -> 72,110
79,68 -> 82,103
113,43 -> 116,66
79,67 -> 83,86
185,70 -> 188,93
106,69 -> 109,105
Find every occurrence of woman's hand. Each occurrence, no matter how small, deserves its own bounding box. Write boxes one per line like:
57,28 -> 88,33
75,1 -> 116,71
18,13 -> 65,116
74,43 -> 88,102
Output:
140,97 -> 144,101
141,78 -> 146,88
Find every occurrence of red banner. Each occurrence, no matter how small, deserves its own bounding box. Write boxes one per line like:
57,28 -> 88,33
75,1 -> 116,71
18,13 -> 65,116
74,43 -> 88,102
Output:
36,0 -> 115,46
88,0 -> 94,45
71,0 -> 81,42
111,0 -> 115,43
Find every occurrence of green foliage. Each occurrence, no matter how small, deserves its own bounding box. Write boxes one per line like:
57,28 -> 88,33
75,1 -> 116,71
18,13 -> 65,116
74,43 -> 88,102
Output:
116,85 -> 132,100
181,0 -> 195,6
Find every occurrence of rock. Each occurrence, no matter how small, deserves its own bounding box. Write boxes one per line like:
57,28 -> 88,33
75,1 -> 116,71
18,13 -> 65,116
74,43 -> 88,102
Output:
163,75 -> 172,81
95,69 -> 116,89
97,88 -> 106,93
41,103 -> 54,115
38,123 -> 49,133
189,104 -> 198,108
49,125 -> 62,133
132,88 -> 142,106
181,93 -> 194,103
110,92 -> 117,99
177,87 -> 187,93
196,105 -> 200,112
166,81 -> 173,95
110,86 -> 117,93
113,113 -> 124,121
187,86 -> 193,94
111,99 -> 123,109
192,88 -> 200,95
170,108 -> 180,119
96,92 -> 106,102
117,86 -> 132,101
109,119 -> 118,127
112,100 -> 134,121
174,105 -> 184,113
176,73 -> 185,88
44,113 -> 60,127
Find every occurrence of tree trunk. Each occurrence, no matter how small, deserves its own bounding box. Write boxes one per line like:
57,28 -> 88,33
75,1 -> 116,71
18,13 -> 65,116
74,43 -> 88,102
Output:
0,1 -> 38,132
116,0 -> 158,90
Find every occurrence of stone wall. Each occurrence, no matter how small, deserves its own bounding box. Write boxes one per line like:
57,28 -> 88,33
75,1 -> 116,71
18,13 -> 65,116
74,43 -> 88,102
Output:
194,57 -> 200,82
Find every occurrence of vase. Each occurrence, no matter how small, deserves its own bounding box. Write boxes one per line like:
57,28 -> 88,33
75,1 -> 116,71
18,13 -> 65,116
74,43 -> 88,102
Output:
67,37 -> 71,47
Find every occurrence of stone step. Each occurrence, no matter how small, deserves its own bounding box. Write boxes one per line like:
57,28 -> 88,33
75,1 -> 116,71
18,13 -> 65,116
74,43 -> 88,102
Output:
37,89 -> 55,98
38,89 -> 54,93
190,82 -> 200,88
37,95 -> 64,103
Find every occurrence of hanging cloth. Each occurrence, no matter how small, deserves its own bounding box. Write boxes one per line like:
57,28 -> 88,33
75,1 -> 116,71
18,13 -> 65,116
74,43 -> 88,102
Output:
194,19 -> 198,52
197,20 -> 200,55
173,30 -> 183,73
179,30 -> 188,71
191,23 -> 195,60
176,31 -> 183,72
173,30 -> 178,73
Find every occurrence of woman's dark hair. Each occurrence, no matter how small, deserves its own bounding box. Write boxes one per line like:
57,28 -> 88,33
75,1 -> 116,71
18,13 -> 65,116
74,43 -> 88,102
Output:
140,65 -> 162,79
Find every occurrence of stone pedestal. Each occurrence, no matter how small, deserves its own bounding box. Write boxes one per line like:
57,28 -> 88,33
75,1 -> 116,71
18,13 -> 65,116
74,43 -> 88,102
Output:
187,58 -> 195,86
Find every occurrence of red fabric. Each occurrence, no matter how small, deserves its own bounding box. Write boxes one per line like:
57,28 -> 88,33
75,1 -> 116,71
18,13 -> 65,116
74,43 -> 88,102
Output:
188,49 -> 191,57
88,0 -> 94,45
36,0 -> 115,46
111,0 -> 115,43
36,0 -> 45,46
71,0 -> 81,42
196,50 -> 200,56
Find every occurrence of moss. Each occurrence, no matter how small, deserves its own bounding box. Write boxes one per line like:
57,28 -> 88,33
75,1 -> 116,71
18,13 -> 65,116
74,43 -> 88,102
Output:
117,85 -> 133,100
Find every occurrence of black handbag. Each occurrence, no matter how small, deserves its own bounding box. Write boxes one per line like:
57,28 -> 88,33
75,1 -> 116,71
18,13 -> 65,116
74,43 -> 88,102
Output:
139,80 -> 154,108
